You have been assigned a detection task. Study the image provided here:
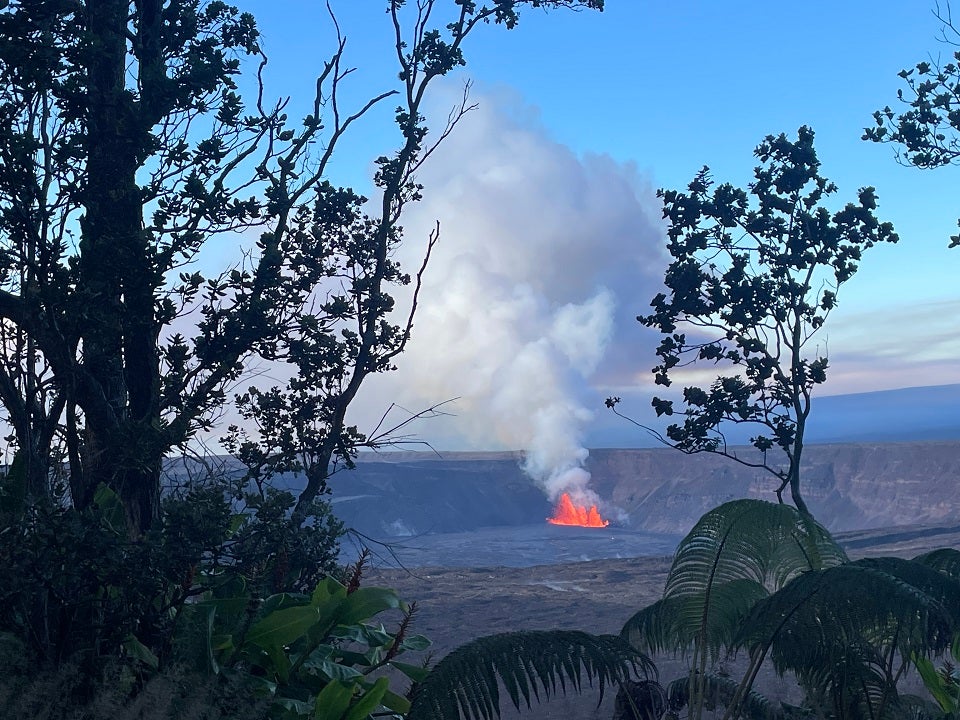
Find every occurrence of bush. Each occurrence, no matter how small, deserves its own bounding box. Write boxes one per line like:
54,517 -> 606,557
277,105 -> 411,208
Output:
0,458 -> 344,709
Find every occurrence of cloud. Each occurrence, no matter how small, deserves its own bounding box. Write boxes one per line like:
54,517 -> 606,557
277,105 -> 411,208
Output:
348,83 -> 960,482
349,83 -> 666,501
821,298 -> 960,394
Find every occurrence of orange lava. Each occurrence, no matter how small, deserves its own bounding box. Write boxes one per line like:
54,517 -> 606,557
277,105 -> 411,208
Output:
547,492 -> 609,527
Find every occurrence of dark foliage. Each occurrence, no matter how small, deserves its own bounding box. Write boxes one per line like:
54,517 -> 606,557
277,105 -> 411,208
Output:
864,2 -> 960,247
0,462 -> 341,668
407,630 -> 651,720
613,679 -> 668,720
665,673 -> 808,720
0,0 -> 607,713
621,127 -> 897,513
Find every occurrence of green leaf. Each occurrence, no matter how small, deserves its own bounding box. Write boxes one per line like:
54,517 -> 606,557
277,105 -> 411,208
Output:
390,660 -> 431,683
334,648 -> 380,668
381,688 -> 412,714
265,641 -> 291,683
331,623 -> 393,647
318,659 -> 364,682
311,577 -> 348,607
345,676 -> 389,720
247,605 -> 319,648
262,592 -> 311,615
123,634 -> 159,671
400,634 -> 431,652
313,680 -> 353,720
339,587 -> 404,624
94,483 -> 126,534
913,653 -> 958,713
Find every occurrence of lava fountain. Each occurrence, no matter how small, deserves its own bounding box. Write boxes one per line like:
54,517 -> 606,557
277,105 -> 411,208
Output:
547,492 -> 609,528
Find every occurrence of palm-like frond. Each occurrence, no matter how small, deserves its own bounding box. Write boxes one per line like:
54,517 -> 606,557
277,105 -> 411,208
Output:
621,597 -> 687,656
623,500 -> 845,659
664,499 -> 845,600
622,580 -> 767,659
406,630 -> 653,720
622,500 -> 844,720
737,557 -> 960,682
799,644 -> 899,720
665,672 -> 803,720
768,508 -> 848,585
914,547 -> 960,581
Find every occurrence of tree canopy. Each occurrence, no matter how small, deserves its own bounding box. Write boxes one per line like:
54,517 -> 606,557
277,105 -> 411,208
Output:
864,2 -> 960,248
0,0 -> 605,683
0,0 -> 601,538
615,127 -> 897,514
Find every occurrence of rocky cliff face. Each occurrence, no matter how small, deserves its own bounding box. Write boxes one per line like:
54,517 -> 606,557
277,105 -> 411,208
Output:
329,441 -> 960,538
586,442 -> 960,533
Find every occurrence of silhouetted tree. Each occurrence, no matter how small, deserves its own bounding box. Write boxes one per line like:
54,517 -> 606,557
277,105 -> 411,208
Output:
612,127 -> 897,514
864,1 -> 960,248
0,0 -> 602,537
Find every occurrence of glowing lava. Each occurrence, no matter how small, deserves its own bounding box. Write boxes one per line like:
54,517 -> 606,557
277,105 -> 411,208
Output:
547,492 -> 609,528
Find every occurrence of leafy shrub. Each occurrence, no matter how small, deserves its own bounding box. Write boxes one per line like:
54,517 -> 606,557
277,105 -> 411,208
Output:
0,459 -> 344,711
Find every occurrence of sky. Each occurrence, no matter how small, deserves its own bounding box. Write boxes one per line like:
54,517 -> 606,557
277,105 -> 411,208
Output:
232,1 -> 960,480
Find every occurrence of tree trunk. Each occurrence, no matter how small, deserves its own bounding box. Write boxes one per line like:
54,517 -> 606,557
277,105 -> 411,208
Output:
789,416 -> 810,516
78,0 -> 161,535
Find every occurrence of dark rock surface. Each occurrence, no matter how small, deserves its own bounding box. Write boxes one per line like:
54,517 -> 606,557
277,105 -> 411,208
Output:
366,525 -> 960,720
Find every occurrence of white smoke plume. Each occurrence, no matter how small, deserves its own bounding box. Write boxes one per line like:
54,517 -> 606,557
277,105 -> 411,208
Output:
353,84 -> 666,505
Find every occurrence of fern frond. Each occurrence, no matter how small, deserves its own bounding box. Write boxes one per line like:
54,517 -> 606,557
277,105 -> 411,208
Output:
664,499 -> 845,601
621,597 -> 691,655
665,672 -> 800,720
914,548 -> 960,581
622,580 -> 767,659
406,630 -> 653,720
644,500 -> 843,665
737,557 -> 960,680
799,643 -> 908,720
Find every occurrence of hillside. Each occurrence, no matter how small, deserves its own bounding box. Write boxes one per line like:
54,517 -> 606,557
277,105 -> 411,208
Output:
331,441 -> 960,538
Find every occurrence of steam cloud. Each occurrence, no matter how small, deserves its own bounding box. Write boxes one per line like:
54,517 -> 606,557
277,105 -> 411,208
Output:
354,84 -> 666,506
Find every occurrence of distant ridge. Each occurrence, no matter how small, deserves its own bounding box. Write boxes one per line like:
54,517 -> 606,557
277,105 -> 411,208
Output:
584,383 -> 960,447
808,383 -> 960,443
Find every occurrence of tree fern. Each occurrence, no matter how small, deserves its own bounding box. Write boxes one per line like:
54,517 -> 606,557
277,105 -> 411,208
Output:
665,672 -> 804,720
734,557 -> 960,720
663,499 -> 845,600
406,630 -> 654,720
621,499 -> 844,720
625,500 -> 845,656
914,548 -> 960,581
622,579 -> 767,659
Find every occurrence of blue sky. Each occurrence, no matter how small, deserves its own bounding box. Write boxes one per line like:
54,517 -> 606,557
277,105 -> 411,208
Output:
235,2 -> 960,458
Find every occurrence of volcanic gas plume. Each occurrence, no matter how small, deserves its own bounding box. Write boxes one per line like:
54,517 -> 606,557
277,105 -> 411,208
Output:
350,85 -> 664,524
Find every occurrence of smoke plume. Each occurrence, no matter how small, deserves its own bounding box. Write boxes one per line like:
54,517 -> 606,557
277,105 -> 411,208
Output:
354,84 -> 666,505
